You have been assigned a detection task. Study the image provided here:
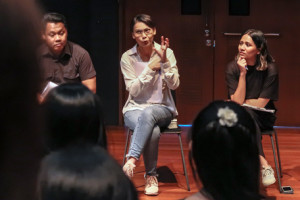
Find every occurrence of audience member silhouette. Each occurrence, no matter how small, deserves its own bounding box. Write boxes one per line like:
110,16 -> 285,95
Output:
185,100 -> 262,200
0,0 -> 43,199
37,144 -> 138,200
39,83 -> 138,199
42,83 -> 106,151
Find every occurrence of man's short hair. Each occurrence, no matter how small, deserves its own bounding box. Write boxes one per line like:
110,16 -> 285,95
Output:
42,12 -> 67,30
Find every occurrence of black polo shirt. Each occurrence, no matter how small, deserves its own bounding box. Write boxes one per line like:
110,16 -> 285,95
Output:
39,41 -> 96,89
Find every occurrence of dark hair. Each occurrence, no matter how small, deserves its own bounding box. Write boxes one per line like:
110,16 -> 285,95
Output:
237,29 -> 274,71
43,12 -> 67,30
130,14 -> 156,32
0,0 -> 43,199
42,83 -> 106,150
188,100 -> 261,200
38,144 -> 138,200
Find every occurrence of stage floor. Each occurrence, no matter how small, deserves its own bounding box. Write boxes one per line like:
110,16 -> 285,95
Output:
106,126 -> 300,200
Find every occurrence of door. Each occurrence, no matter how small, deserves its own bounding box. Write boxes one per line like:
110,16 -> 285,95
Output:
119,0 -> 300,126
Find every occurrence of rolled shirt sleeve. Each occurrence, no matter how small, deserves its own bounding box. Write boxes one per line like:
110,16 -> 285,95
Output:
160,48 -> 180,90
120,53 -> 156,97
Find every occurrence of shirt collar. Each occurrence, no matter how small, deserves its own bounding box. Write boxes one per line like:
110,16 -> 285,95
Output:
128,44 -> 138,56
128,42 -> 159,56
40,41 -> 72,58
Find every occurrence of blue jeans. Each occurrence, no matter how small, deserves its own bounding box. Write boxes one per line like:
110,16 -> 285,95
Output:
124,105 -> 173,176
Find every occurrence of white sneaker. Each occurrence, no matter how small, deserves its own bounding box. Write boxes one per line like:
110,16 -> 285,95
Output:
262,165 -> 276,186
144,175 -> 159,196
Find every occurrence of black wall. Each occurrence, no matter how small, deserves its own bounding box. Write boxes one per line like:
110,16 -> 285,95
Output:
38,0 -> 119,125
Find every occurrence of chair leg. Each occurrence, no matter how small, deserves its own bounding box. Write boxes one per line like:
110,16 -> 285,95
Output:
270,134 -> 283,193
123,129 -> 131,165
177,133 -> 190,191
273,129 -> 283,177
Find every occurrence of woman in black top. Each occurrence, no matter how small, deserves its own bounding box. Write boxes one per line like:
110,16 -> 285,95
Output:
225,29 -> 279,187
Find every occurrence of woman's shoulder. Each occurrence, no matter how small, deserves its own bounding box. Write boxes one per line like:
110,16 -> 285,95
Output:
267,62 -> 277,68
266,62 -> 278,75
226,60 -> 238,73
121,45 -> 138,61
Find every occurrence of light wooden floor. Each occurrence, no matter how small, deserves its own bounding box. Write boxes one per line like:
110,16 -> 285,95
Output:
106,126 -> 300,200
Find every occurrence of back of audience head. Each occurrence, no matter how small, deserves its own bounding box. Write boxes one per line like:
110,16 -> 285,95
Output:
42,83 -> 106,150
0,0 -> 43,199
38,144 -> 138,200
188,100 -> 261,200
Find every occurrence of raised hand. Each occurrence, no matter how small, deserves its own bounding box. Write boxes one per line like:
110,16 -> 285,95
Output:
237,56 -> 248,74
153,36 -> 169,63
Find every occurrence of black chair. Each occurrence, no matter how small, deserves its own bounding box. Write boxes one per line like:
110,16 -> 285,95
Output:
262,128 -> 283,192
122,122 -> 190,191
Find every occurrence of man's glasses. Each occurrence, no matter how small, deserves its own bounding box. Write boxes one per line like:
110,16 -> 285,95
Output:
134,28 -> 153,36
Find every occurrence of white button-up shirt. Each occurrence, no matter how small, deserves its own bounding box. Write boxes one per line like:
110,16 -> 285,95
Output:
120,42 -> 180,116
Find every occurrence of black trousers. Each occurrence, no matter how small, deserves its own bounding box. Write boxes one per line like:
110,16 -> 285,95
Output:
245,108 -> 276,157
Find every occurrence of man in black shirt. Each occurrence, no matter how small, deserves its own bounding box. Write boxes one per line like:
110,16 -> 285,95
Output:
39,12 -> 96,95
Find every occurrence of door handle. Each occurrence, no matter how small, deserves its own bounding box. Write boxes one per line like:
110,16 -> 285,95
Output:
223,32 -> 280,37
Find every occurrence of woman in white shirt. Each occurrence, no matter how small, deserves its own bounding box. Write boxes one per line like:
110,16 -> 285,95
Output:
120,14 -> 179,196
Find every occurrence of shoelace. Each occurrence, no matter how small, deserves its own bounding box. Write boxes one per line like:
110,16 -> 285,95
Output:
146,176 -> 158,187
263,168 -> 272,176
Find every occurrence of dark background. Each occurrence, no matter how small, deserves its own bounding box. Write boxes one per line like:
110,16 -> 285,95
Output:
38,0 -> 120,125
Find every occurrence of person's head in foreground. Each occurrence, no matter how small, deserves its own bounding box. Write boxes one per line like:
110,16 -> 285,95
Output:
0,0 -> 43,199
187,100 -> 262,200
37,144 -> 138,200
42,83 -> 106,150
